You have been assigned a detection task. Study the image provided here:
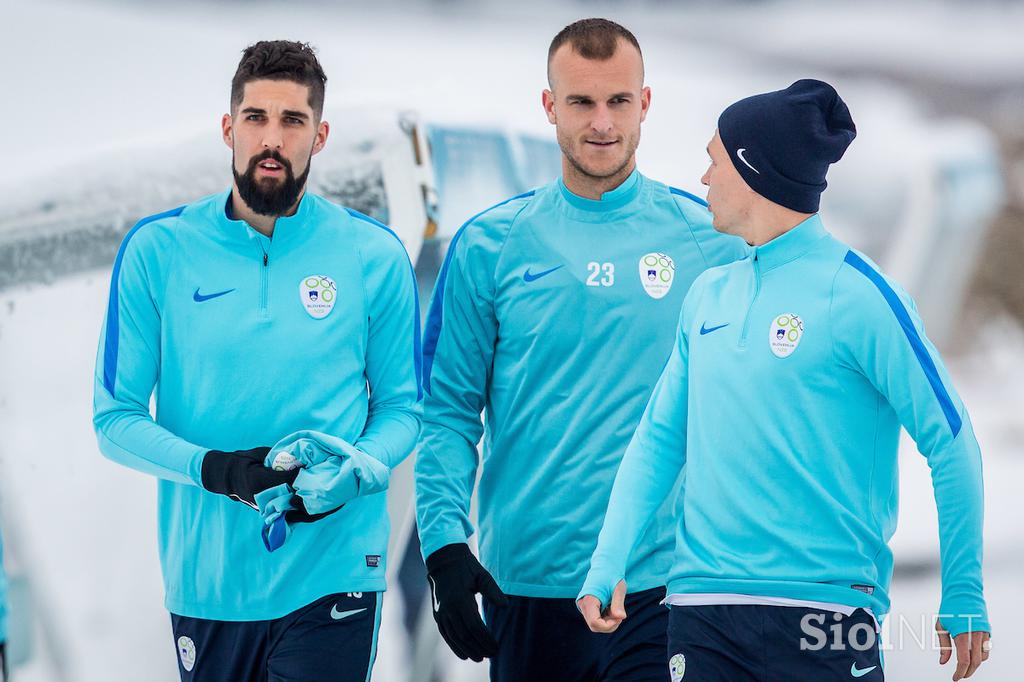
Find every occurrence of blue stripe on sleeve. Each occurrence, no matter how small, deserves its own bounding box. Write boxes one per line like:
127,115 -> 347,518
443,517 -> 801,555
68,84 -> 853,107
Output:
669,186 -> 709,208
421,190 -> 535,395
843,250 -> 963,437
102,206 -> 185,397
344,208 -> 424,400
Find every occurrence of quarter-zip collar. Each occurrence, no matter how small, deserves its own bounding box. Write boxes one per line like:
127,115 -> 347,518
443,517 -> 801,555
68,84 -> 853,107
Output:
750,214 -> 827,273
212,187 -> 315,253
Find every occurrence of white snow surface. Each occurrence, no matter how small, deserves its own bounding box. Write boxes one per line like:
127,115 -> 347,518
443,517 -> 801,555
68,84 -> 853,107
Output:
1,1 -> 1021,681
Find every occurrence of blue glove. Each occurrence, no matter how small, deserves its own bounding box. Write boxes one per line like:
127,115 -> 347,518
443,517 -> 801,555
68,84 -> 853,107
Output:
255,431 -> 390,551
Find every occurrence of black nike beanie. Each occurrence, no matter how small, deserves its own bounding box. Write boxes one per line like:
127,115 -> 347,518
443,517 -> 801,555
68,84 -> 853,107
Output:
717,79 -> 856,213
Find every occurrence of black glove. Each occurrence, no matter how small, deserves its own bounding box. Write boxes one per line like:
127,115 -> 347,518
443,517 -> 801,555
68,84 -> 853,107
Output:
200,447 -> 298,509
283,495 -> 345,524
425,543 -> 508,662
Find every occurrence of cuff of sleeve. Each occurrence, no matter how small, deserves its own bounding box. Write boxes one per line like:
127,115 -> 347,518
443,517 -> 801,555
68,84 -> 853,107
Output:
419,529 -> 471,562
185,443 -> 209,487
425,542 -> 472,572
577,576 -> 615,609
941,614 -> 991,639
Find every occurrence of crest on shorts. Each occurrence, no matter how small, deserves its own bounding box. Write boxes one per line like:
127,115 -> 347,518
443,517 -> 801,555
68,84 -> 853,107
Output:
669,653 -> 686,681
177,635 -> 196,672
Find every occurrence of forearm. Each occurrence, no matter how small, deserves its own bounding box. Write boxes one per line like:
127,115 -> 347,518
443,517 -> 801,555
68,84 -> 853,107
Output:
355,402 -> 422,469
415,424 -> 481,559
93,404 -> 206,485
930,415 -> 988,637
581,432 -> 684,606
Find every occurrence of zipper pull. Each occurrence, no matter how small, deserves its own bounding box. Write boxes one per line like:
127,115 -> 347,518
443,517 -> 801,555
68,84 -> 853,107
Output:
263,252 -> 269,267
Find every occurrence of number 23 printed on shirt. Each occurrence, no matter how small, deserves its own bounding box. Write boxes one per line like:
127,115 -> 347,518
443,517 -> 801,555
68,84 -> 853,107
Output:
586,261 -> 615,287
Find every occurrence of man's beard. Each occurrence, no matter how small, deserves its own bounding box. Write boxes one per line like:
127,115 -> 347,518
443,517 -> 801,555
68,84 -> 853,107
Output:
559,131 -> 639,182
233,149 -> 311,216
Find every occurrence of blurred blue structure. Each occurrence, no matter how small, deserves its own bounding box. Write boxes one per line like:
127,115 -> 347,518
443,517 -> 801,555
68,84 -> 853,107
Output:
427,126 -> 561,239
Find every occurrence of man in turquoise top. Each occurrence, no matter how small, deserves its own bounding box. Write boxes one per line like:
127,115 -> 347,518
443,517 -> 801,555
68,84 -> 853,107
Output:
579,80 -> 991,681
415,18 -> 745,681
92,41 -> 421,681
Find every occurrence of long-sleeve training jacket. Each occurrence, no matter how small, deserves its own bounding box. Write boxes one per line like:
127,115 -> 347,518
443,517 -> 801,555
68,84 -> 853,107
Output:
416,170 -> 746,597
93,189 -> 421,621
582,215 -> 989,638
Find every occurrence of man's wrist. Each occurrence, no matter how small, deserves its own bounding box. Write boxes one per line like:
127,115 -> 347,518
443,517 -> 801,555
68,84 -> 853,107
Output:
199,449 -> 231,492
426,542 -> 472,573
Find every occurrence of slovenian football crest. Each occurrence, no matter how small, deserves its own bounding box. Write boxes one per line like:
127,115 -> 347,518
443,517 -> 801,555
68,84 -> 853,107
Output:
638,253 -> 675,299
300,275 -> 337,319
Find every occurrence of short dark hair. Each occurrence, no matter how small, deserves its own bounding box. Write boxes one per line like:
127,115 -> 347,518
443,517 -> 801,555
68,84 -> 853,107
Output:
547,18 -> 643,84
230,40 -> 327,118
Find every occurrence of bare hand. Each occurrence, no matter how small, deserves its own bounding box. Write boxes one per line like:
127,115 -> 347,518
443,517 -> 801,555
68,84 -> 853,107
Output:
577,580 -> 627,633
936,619 -> 990,680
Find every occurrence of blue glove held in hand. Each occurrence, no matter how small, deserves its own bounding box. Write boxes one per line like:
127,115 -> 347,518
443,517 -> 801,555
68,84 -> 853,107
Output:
256,431 -> 390,551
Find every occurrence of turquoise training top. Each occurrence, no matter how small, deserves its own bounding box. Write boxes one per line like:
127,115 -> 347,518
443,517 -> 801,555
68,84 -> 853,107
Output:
581,214 -> 989,638
93,189 -> 422,621
416,170 -> 747,597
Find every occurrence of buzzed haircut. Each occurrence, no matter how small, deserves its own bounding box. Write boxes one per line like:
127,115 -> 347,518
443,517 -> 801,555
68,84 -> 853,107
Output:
547,18 -> 643,85
230,40 -> 328,119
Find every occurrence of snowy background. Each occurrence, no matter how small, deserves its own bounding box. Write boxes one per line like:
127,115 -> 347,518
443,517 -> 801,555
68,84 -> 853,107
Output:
1,1 -> 1022,680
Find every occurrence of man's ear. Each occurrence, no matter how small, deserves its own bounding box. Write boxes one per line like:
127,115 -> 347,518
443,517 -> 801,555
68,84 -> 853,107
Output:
312,119 -> 329,156
222,113 -> 234,150
542,89 -> 557,125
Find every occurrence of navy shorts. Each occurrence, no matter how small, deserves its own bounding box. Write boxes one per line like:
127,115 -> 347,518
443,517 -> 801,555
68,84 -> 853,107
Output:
666,604 -> 884,681
171,591 -> 381,682
482,586 -> 669,682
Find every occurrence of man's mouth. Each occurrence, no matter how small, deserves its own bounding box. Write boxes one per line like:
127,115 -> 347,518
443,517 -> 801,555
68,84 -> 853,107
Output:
585,139 -> 619,148
257,159 -> 286,174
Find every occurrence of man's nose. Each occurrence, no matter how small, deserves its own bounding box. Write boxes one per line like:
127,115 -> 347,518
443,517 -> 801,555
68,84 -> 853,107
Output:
262,121 -> 284,150
590,105 -> 614,136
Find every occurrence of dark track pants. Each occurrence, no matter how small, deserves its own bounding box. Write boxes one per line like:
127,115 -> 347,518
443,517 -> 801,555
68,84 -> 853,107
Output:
483,587 -> 670,682
171,591 -> 382,682
666,604 -> 884,681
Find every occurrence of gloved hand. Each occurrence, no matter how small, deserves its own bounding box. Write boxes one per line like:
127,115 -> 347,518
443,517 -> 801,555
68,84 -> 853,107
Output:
283,496 -> 344,524
200,447 -> 298,509
255,434 -> 391,552
255,486 -> 345,552
426,543 -> 508,662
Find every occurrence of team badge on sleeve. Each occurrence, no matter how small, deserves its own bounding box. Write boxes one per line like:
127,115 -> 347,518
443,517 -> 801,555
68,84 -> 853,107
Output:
299,275 -> 337,319
669,652 -> 686,681
638,253 -> 675,299
769,313 -> 804,358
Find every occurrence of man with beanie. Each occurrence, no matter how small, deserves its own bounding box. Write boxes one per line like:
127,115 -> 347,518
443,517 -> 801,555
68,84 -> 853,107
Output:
416,18 -> 745,681
579,80 -> 991,681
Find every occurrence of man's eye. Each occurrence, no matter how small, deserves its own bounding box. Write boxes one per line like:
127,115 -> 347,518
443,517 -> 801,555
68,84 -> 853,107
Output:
246,114 -> 264,121
286,117 -> 304,125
